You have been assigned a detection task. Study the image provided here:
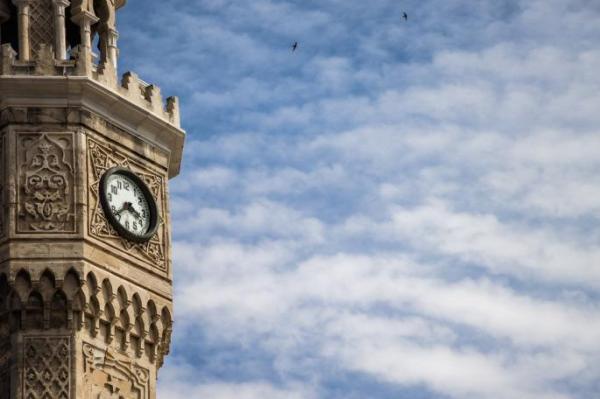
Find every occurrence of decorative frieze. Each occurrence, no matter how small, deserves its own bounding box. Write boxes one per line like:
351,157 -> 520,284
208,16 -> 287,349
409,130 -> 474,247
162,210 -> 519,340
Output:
23,336 -> 71,399
87,138 -> 168,272
17,132 -> 76,233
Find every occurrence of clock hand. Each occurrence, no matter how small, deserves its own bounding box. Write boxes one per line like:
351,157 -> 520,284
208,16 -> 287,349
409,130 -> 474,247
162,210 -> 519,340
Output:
129,205 -> 142,219
115,202 -> 133,217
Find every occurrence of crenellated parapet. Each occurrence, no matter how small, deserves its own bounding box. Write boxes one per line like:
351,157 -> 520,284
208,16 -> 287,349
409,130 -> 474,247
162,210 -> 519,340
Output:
0,0 -> 180,128
120,72 -> 181,127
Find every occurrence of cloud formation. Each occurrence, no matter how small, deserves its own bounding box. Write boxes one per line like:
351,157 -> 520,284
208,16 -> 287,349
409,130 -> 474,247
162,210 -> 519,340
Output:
118,0 -> 600,398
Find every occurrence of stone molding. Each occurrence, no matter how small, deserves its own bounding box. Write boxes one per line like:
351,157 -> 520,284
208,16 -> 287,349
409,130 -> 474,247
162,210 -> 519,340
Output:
0,48 -> 182,132
0,76 -> 184,178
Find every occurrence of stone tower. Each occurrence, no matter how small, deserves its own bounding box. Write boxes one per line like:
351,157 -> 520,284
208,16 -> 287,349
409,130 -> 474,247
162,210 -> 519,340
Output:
0,1 -> 184,398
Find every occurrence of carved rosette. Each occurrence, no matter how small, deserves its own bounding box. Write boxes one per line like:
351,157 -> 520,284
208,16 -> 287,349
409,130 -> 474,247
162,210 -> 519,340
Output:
87,138 -> 168,272
23,336 -> 71,399
17,132 -> 76,233
83,343 -> 149,399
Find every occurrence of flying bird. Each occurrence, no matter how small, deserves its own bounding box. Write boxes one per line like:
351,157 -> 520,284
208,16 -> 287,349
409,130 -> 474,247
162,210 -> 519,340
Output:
291,41 -> 298,52
403,12 -> 408,21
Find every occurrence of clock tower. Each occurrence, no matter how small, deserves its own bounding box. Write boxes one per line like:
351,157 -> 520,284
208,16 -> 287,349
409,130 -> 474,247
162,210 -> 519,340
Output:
0,1 -> 184,398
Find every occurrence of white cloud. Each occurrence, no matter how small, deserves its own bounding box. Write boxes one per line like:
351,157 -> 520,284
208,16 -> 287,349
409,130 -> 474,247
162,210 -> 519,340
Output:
172,244 -> 600,398
159,375 -> 313,399
120,0 -> 600,398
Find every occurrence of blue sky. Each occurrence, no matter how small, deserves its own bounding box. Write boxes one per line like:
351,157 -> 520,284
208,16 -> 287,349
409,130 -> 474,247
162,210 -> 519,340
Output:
118,1 -> 600,398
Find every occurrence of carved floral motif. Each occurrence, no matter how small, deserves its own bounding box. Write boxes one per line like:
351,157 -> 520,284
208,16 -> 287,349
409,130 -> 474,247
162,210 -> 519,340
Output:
17,133 -> 76,233
87,138 -> 167,271
23,336 -> 71,399
83,343 -> 149,399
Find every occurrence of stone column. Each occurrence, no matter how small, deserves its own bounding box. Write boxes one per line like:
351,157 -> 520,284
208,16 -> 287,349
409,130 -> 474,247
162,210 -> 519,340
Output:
52,0 -> 70,60
12,0 -> 32,61
71,10 -> 98,75
76,13 -> 96,50
107,27 -> 118,69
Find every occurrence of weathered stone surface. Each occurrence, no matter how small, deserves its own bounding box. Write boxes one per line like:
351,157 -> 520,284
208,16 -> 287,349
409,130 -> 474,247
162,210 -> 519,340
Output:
0,262 -> 174,398
0,1 -> 184,397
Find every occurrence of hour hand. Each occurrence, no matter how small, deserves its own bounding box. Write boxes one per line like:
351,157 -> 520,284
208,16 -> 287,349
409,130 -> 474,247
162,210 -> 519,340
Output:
114,202 -> 131,216
128,204 -> 141,218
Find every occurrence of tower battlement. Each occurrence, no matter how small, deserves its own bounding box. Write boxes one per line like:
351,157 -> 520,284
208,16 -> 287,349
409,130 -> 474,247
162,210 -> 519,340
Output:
0,0 -> 180,127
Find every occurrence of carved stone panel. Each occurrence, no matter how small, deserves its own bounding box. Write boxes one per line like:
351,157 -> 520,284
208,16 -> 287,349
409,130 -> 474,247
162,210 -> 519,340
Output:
87,138 -> 168,272
23,336 -> 71,399
17,132 -> 76,233
83,343 -> 149,399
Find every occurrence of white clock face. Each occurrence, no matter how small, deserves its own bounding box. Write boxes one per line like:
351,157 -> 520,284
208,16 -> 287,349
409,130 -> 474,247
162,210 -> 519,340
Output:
104,173 -> 151,236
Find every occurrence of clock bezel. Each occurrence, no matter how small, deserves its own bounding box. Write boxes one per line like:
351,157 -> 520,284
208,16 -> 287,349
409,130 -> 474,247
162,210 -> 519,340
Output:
99,166 -> 160,243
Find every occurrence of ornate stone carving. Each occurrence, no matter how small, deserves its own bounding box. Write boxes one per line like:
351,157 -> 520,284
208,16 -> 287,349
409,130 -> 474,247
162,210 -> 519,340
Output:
87,138 -> 168,271
30,0 -> 56,60
17,132 -> 76,233
23,336 -> 71,399
83,343 -> 149,399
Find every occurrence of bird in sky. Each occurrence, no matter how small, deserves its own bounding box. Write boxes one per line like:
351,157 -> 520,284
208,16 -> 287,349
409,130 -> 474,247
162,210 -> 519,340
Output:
403,12 -> 408,21
291,41 -> 298,52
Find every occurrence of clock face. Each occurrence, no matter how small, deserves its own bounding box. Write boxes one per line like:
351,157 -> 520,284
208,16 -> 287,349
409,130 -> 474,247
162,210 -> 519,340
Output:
99,167 -> 159,242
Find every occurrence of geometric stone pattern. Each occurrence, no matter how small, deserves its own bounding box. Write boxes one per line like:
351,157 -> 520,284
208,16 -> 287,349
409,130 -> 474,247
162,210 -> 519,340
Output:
29,0 -> 55,60
16,132 -> 76,233
0,265 -> 173,398
23,336 -> 71,399
87,138 -> 168,273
